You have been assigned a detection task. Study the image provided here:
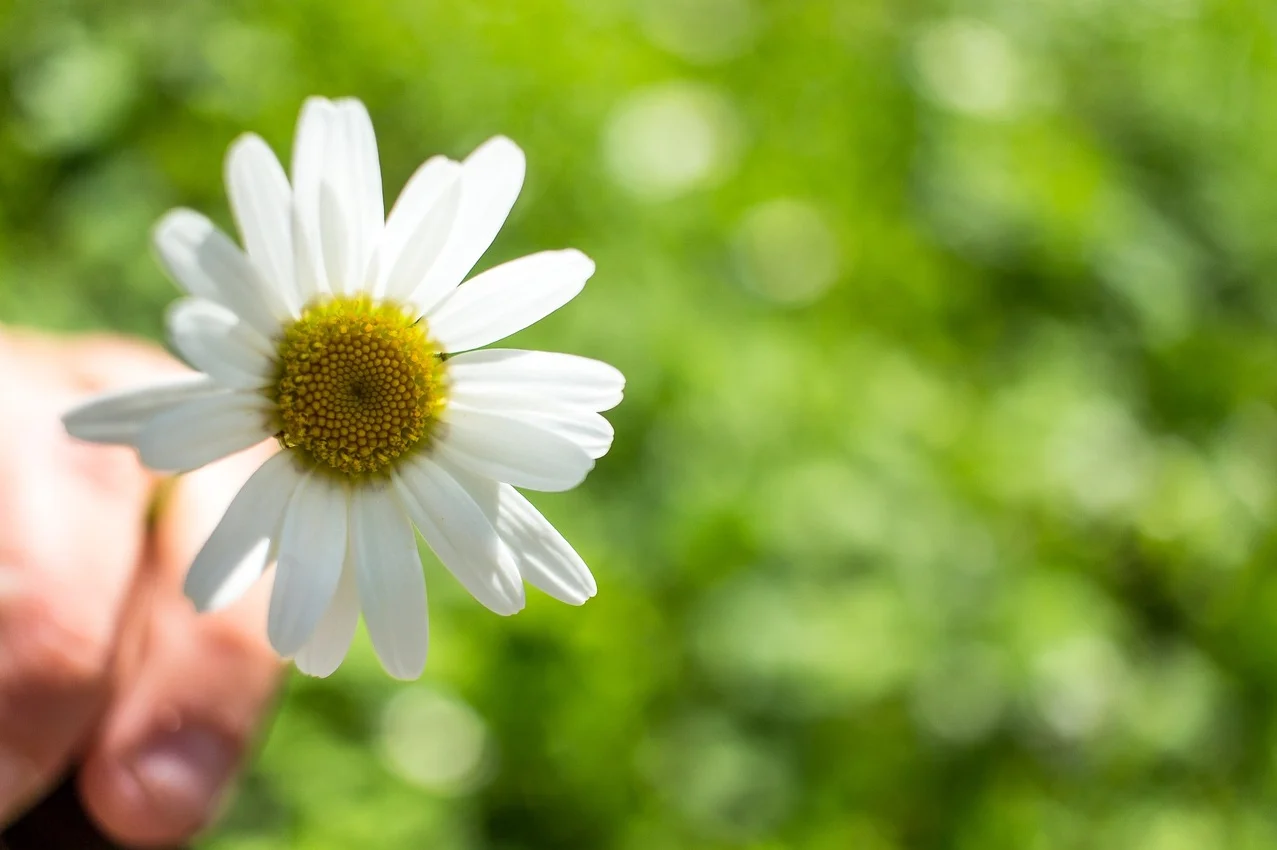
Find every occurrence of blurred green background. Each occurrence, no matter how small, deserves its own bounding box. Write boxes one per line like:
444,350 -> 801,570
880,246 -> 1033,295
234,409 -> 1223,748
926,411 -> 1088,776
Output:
4,0 -> 1277,847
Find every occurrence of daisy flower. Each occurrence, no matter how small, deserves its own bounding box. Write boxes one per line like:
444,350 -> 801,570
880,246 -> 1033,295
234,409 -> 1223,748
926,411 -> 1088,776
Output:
62,97 -> 622,679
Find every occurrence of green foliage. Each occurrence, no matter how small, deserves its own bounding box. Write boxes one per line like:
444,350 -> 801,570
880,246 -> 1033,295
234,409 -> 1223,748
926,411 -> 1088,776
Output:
3,0 -> 1277,846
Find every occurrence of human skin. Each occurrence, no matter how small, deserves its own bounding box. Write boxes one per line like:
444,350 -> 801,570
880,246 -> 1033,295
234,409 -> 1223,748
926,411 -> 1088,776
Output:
0,328 -> 282,847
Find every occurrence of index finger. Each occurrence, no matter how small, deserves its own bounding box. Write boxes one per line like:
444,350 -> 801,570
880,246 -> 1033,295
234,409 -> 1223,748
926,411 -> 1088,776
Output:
0,333 -> 177,823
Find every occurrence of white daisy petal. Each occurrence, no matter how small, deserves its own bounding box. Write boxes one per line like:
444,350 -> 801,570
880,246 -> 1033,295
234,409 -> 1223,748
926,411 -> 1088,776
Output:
397,180 -> 462,311
440,459 -> 597,605
317,105 -> 356,296
351,484 -> 428,679
290,96 -> 337,302
427,250 -> 595,353
414,136 -> 526,300
334,98 -> 384,293
318,152 -> 351,296
379,157 -> 456,291
294,556 -> 361,678
167,298 -> 274,389
68,99 -> 620,680
313,99 -> 383,297
269,473 -> 350,657
394,455 -> 525,615
450,400 -> 614,460
380,158 -> 463,305
225,133 -> 298,313
290,208 -> 325,307
448,349 -> 625,412
494,485 -> 597,604
134,391 -> 274,473
62,375 -> 222,445
183,451 -> 302,612
153,209 -> 287,339
435,406 -> 594,492
519,410 -> 614,460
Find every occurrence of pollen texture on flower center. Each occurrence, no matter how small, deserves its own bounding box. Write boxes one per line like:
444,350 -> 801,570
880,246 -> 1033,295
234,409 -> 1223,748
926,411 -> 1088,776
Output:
271,297 -> 446,476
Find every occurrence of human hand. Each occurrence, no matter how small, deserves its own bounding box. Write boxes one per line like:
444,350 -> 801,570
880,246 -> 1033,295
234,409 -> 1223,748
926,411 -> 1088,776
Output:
0,329 -> 281,847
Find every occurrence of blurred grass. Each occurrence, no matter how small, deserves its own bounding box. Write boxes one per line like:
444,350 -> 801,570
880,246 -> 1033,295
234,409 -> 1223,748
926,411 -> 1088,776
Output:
5,0 -> 1277,847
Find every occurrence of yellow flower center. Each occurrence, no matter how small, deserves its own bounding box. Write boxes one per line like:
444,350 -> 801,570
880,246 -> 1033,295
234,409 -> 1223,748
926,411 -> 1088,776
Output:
270,296 -> 446,477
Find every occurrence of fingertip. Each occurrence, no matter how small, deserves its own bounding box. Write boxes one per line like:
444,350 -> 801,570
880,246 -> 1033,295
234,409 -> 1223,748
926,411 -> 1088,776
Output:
81,584 -> 281,847
79,724 -> 237,848
79,751 -> 180,848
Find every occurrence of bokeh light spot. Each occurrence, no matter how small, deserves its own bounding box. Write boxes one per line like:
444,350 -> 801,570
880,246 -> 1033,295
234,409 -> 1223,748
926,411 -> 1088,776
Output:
15,35 -> 137,154
603,82 -> 743,200
378,686 -> 492,795
733,198 -> 843,306
911,19 -> 1025,118
635,0 -> 760,65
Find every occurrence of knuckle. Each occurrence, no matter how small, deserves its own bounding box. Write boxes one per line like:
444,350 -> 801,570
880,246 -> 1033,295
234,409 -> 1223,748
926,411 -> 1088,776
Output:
0,588 -> 115,697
